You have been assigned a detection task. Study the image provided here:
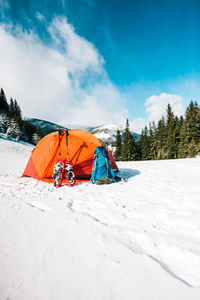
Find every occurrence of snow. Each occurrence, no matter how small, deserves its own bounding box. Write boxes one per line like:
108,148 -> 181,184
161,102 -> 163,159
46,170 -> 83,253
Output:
94,132 -> 112,140
95,124 -> 122,131
92,124 -> 123,142
1,136 -> 200,300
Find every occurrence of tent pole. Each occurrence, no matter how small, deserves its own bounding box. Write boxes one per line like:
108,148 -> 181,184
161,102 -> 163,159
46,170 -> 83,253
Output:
58,130 -> 61,156
58,130 -> 64,157
66,130 -> 69,158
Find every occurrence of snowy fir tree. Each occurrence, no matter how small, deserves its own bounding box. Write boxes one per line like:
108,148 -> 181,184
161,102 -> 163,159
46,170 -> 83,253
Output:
9,98 -> 15,117
32,132 -> 42,145
0,87 -> 43,144
114,129 -> 122,161
148,122 -> 157,160
0,88 -> 9,113
139,126 -> 151,160
121,119 -> 131,161
156,116 -> 167,159
120,119 -> 140,161
0,114 -> 8,134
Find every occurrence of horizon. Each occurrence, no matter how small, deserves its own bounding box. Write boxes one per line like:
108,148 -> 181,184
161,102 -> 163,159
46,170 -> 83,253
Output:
27,117 -> 141,134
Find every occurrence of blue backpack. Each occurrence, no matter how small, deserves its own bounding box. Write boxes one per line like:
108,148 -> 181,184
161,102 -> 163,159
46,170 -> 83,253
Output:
91,146 -> 116,184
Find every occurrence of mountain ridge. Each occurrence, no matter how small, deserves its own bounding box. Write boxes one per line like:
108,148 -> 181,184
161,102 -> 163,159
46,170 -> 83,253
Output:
87,123 -> 140,146
27,118 -> 140,146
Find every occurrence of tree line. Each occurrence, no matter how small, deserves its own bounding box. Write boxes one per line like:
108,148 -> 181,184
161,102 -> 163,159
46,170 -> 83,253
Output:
0,88 -> 43,144
114,101 -> 200,161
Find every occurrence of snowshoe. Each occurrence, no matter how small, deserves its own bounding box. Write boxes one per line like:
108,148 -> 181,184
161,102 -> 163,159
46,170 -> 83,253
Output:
66,170 -> 75,186
52,130 -> 76,188
52,158 -> 65,187
64,158 -> 75,186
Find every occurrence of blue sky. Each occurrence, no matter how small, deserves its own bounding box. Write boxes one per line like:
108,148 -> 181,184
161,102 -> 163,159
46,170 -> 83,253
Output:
0,0 -> 200,132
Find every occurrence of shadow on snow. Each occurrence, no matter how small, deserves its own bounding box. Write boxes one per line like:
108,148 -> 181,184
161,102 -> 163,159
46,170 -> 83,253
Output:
118,168 -> 140,180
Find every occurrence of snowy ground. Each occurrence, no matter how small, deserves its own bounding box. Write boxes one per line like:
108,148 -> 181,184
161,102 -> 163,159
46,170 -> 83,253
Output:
0,136 -> 200,300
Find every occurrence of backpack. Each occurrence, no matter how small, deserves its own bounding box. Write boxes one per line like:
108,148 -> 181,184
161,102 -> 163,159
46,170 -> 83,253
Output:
91,146 -> 116,184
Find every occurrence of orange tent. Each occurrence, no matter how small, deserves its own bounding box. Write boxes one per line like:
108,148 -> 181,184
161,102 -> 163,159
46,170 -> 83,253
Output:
23,129 -> 118,182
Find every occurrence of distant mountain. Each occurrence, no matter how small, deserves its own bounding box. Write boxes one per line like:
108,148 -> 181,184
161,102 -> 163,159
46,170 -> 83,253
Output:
87,124 -> 140,145
26,119 -> 140,146
26,118 -> 68,136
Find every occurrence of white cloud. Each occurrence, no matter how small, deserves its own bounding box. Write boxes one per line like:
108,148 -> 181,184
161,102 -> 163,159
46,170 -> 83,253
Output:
49,17 -> 105,74
130,118 -> 147,134
129,93 -> 185,134
0,17 -> 127,127
0,0 -> 10,11
145,93 -> 185,122
36,12 -> 45,22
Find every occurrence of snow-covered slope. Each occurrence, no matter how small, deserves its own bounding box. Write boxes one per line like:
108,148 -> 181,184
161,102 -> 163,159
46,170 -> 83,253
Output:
88,123 -> 140,144
1,137 -> 200,300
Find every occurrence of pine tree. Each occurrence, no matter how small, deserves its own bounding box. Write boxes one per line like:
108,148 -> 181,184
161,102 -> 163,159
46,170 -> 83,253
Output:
188,140 -> 198,158
127,132 -> 138,160
5,118 -> 20,139
0,88 -> 9,112
148,122 -> 157,160
114,129 -> 122,161
22,121 -> 36,143
6,117 -> 12,138
157,116 -> 167,159
0,87 -> 44,143
14,99 -> 22,118
188,101 -> 199,144
15,123 -> 21,141
166,104 -> 176,159
139,128 -> 145,159
1,114 -> 11,134
121,119 -> 130,161
0,114 -> 6,133
140,126 -> 150,160
178,101 -> 200,157
178,119 -> 187,158
121,119 -> 138,161
173,116 -> 181,158
32,132 -> 41,145
9,98 -> 15,117
139,101 -> 200,160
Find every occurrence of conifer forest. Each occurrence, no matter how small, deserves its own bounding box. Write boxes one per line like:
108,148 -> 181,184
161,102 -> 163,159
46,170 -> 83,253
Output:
0,88 -> 43,145
115,101 -> 200,161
